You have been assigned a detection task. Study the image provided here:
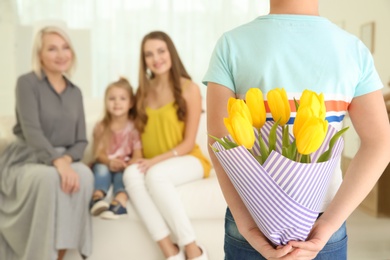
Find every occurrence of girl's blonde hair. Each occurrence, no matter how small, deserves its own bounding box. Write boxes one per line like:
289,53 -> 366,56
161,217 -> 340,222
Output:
31,26 -> 77,79
135,31 -> 191,132
93,77 -> 135,160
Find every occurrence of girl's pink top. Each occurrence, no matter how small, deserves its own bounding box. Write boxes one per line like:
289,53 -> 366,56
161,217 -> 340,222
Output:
106,121 -> 142,162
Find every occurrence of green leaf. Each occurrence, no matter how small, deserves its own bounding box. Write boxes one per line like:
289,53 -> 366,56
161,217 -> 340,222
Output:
317,127 -> 349,163
286,140 -> 297,161
268,120 -> 280,153
258,130 -> 269,163
282,125 -> 290,149
209,144 -> 219,152
254,155 -> 263,164
294,97 -> 300,111
282,146 -> 288,157
222,137 -> 239,148
208,134 -> 237,150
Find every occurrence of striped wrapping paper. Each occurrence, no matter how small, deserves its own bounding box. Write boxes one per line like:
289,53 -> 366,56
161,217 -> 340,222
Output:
212,121 -> 344,245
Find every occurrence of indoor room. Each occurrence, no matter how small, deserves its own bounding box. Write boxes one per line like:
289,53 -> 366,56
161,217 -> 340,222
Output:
0,0 -> 389,259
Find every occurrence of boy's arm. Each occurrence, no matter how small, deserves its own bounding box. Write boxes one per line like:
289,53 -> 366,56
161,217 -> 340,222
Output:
290,90 -> 390,258
384,92 -> 390,121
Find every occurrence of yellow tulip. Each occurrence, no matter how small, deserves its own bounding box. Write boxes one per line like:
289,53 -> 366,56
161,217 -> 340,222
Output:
293,106 -> 314,138
267,88 -> 291,126
246,88 -> 266,129
299,90 -> 326,120
227,97 -> 237,114
296,117 -> 328,155
227,98 -> 253,126
224,112 -> 255,149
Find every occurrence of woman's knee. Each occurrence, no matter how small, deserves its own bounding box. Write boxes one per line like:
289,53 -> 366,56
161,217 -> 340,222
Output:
123,164 -> 144,189
144,167 -> 173,194
27,166 -> 60,192
72,163 -> 94,188
144,165 -> 165,183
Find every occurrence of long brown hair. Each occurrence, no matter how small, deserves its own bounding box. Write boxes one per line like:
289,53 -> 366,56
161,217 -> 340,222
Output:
135,31 -> 191,132
93,77 -> 135,160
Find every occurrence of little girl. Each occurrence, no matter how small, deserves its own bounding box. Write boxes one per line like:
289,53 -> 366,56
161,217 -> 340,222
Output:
90,77 -> 142,220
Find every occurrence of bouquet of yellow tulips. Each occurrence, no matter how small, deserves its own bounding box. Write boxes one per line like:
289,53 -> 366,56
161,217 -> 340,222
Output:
210,88 -> 348,245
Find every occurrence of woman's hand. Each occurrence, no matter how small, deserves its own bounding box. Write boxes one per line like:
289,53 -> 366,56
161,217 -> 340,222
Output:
108,158 -> 127,172
136,158 -> 156,173
53,157 -> 80,194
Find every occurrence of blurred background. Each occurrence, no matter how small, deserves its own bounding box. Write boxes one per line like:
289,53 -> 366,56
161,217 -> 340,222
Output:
0,0 -> 389,259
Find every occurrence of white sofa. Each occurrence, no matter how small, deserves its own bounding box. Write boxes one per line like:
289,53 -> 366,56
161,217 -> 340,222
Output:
0,108 -> 227,260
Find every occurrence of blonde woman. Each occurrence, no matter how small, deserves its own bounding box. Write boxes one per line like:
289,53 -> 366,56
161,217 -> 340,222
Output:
0,26 -> 93,260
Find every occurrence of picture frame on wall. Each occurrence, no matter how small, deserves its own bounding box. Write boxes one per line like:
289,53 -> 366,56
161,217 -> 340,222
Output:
360,21 -> 375,54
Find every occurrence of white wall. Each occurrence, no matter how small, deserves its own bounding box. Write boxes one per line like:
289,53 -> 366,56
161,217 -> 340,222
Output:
0,0 -> 16,116
320,0 -> 390,93
0,1 -> 389,156
319,0 -> 390,157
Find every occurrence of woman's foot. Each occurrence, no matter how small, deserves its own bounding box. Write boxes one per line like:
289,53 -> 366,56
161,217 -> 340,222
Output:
166,244 -> 185,260
185,243 -> 208,260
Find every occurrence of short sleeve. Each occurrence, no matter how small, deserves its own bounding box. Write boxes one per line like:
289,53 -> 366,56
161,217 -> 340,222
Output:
202,34 -> 236,92
354,41 -> 383,97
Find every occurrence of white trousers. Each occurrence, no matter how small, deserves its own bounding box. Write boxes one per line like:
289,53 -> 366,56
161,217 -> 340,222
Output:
123,155 -> 203,246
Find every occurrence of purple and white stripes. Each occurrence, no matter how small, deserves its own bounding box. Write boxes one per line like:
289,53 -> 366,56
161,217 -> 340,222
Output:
212,122 -> 344,245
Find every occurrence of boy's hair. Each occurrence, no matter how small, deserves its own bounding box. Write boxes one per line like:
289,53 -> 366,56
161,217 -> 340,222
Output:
31,26 -> 77,79
93,77 -> 135,160
135,31 -> 191,132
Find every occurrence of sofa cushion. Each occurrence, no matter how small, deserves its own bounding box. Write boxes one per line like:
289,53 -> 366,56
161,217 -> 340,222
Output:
0,116 -> 16,155
177,169 -> 226,219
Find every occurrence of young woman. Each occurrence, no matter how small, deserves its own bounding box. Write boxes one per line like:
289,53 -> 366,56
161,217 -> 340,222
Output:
90,77 -> 142,220
0,26 -> 93,260
123,31 -> 211,260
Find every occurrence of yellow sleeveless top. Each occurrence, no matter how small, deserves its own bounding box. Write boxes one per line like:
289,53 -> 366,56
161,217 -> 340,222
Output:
142,101 -> 211,178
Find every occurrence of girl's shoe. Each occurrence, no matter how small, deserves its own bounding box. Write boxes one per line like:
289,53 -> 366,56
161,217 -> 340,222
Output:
188,245 -> 208,260
100,200 -> 127,220
90,198 -> 109,216
166,246 -> 185,260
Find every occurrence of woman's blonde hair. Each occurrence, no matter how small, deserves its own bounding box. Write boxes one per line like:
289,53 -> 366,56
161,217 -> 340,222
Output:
135,31 -> 191,132
31,26 -> 77,79
92,77 -> 135,160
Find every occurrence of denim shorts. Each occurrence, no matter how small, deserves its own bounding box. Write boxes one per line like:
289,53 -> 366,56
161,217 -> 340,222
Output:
224,208 -> 348,260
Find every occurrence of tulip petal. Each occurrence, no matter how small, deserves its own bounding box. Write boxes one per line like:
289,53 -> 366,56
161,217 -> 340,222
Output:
246,88 -> 266,129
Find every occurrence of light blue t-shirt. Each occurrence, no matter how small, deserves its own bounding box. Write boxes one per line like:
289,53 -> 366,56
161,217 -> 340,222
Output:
203,14 -> 383,211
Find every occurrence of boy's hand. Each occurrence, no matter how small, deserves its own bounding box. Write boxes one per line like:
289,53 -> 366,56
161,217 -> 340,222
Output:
287,218 -> 336,259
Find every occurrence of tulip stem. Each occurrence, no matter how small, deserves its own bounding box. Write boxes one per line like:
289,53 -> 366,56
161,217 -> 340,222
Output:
296,153 -> 302,163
